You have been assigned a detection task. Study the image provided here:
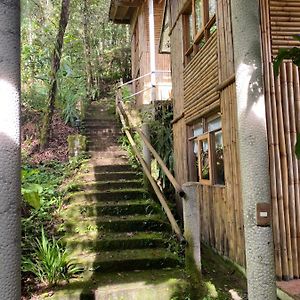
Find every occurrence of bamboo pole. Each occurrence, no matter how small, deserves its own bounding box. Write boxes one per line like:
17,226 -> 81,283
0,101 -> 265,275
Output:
281,63 -> 298,278
288,63 -> 300,277
276,65 -> 293,279
260,0 -> 283,279
117,100 -> 185,197
116,105 -> 185,243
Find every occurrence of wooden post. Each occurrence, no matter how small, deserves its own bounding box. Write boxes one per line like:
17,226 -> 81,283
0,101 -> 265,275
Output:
230,0 -> 276,298
0,1 -> 21,299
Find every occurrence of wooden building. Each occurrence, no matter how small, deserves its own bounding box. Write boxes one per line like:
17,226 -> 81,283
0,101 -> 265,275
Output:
110,0 -> 300,284
161,0 -> 300,282
109,0 -> 172,107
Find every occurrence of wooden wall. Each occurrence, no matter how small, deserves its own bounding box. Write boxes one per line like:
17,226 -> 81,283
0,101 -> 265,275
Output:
169,0 -> 189,189
130,0 -> 171,107
261,0 -> 300,281
169,0 -> 245,267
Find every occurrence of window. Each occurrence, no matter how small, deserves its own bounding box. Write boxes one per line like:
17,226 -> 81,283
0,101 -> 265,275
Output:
182,0 -> 217,64
188,114 -> 225,185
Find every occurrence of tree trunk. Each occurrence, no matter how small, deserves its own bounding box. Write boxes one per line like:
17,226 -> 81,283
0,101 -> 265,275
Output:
0,1 -> 21,299
40,0 -> 71,149
82,0 -> 94,102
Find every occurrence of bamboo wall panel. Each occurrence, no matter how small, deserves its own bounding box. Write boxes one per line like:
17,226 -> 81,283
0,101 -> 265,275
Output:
183,32 -> 220,123
216,0 -> 245,266
198,185 -> 228,255
261,0 -> 300,281
173,119 -> 189,187
269,0 -> 300,55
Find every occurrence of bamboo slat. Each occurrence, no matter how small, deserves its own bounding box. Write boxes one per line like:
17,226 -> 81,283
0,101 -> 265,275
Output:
259,0 -> 300,281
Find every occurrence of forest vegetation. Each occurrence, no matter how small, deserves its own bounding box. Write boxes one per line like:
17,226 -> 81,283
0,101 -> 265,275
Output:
21,0 -> 130,297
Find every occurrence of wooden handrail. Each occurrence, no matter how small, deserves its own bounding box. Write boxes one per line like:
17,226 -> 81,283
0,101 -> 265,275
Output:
117,100 -> 185,198
116,104 -> 185,243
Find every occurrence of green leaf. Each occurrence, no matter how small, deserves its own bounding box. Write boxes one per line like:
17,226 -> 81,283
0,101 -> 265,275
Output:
22,183 -> 43,209
22,189 -> 41,209
296,133 -> 300,159
293,35 -> 300,42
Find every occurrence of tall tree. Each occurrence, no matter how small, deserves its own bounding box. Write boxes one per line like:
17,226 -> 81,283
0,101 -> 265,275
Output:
40,0 -> 71,149
82,0 -> 94,101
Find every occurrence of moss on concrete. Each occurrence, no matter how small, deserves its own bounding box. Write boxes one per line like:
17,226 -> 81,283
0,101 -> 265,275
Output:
68,134 -> 86,158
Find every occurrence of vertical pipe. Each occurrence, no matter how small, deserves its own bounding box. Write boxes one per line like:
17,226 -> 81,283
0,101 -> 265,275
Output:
0,1 -> 21,299
230,0 -> 276,298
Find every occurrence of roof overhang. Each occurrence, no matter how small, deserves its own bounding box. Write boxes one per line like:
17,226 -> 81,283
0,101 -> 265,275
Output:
109,0 -> 142,24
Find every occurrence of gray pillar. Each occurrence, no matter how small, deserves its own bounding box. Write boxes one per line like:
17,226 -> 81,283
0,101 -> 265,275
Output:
0,2 -> 21,299
182,183 -> 201,273
230,1 -> 276,299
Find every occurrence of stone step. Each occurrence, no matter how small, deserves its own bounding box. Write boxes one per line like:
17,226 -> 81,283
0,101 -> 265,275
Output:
92,164 -> 135,173
67,189 -> 147,203
74,248 -> 180,273
42,269 -> 187,300
84,124 -> 120,130
76,180 -> 143,192
65,231 -> 167,252
87,150 -> 127,158
85,132 -> 121,139
64,199 -> 159,218
88,157 -> 130,166
64,214 -> 170,234
78,171 -> 141,182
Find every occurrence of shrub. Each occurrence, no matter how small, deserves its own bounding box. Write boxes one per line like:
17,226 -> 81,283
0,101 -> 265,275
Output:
22,228 -> 81,285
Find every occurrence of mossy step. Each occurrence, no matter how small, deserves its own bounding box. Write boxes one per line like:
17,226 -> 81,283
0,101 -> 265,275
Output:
64,231 -> 167,252
63,199 -> 159,218
86,135 -> 121,142
77,180 -> 143,191
40,268 -> 188,300
64,214 -> 170,234
78,171 -> 141,182
67,189 -> 147,203
73,248 -> 180,273
87,151 -> 127,159
84,124 -> 120,130
92,164 -> 135,173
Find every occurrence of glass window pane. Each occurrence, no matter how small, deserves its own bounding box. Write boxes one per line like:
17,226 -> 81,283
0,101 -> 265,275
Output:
209,0 -> 216,19
188,13 -> 193,45
200,138 -> 210,180
214,130 -> 225,185
195,0 -> 203,33
193,123 -> 203,155
208,117 -> 221,132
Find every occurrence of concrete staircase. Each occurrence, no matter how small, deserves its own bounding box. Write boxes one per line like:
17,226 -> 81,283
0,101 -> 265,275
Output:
43,100 -> 187,300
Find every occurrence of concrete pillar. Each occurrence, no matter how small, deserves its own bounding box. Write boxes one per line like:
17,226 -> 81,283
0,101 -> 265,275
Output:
230,0 -> 276,299
182,182 -> 201,273
0,2 -> 21,299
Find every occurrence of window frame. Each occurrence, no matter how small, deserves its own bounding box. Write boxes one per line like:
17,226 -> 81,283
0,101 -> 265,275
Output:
182,0 -> 217,65
188,113 -> 225,186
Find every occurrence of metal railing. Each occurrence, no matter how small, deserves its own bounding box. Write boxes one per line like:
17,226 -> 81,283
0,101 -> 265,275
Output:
115,92 -> 185,243
118,71 -> 172,102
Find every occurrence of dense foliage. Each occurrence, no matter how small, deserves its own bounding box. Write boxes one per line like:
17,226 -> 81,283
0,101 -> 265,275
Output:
21,0 -> 131,125
21,157 -> 86,294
